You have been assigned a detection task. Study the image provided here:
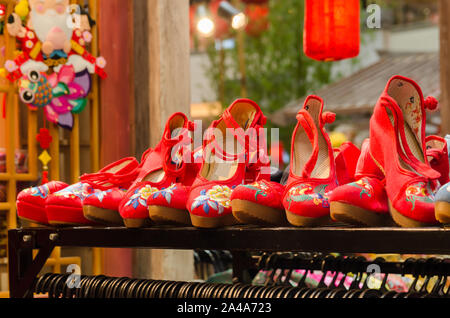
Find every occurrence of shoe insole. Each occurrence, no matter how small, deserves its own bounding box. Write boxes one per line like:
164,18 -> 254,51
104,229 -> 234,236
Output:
292,99 -> 330,179
201,103 -> 257,181
387,79 -> 425,164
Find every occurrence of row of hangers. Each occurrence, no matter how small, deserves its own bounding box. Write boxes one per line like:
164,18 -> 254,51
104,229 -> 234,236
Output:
250,252 -> 450,298
33,270 -> 449,299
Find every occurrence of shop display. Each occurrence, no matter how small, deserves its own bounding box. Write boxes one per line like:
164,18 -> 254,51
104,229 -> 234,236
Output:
120,112 -> 198,228
14,75 -> 450,230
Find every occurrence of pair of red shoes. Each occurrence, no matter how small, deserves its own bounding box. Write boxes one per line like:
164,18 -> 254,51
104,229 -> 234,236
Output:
230,95 -> 360,227
16,157 -> 140,226
120,99 -> 270,228
330,75 -> 449,227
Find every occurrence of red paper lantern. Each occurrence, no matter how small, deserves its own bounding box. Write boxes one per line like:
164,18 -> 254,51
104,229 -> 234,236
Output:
303,0 -> 360,61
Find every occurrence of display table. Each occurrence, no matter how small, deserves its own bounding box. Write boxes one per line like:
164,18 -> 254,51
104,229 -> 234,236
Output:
8,225 -> 450,297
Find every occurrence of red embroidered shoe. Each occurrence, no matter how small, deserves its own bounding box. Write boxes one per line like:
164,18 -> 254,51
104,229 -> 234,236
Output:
17,181 -> 68,225
369,75 -> 441,227
426,135 -> 449,186
231,180 -> 287,226
147,146 -> 202,225
329,138 -> 391,226
119,112 -> 197,228
187,98 -> 270,228
81,157 -> 140,225
282,95 -> 338,227
45,157 -> 139,226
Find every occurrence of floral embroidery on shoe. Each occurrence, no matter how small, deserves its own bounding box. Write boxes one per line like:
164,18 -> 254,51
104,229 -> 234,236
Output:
152,184 -> 177,204
405,182 -> 434,211
53,183 -> 93,200
286,184 -> 330,210
191,185 -> 233,215
348,178 -> 374,198
125,185 -> 159,209
27,184 -> 50,199
242,181 -> 269,201
86,189 -> 113,203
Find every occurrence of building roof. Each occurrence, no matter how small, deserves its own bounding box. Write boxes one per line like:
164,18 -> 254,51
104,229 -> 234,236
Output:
271,52 -> 439,126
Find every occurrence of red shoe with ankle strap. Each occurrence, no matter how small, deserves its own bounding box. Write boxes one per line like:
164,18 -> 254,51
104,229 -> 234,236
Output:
81,157 -> 140,225
329,138 -> 391,226
45,157 -> 139,226
369,75 -> 441,227
187,98 -> 270,228
17,181 -> 69,225
229,140 -> 360,226
282,95 -> 338,227
147,147 -> 202,226
119,112 -> 198,228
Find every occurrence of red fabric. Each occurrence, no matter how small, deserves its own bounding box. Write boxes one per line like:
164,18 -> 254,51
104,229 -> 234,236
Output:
329,177 -> 389,214
334,141 -> 361,185
230,180 -> 285,210
147,183 -> 190,210
369,75 -> 439,224
329,138 -> 389,215
187,99 -> 269,220
119,112 -> 199,221
16,181 -> 68,224
426,135 -> 449,186
283,95 -> 338,220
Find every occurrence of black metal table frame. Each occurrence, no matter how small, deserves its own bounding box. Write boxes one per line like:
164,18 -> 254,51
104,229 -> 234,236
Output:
8,225 -> 450,298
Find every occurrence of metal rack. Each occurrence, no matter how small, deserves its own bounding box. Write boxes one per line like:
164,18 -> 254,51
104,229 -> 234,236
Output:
8,225 -> 450,298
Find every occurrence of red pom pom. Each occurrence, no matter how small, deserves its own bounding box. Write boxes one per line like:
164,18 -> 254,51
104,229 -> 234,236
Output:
322,112 -> 336,124
424,96 -> 439,111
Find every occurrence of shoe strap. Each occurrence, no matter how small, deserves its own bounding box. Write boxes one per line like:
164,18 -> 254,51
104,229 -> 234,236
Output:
381,96 -> 441,182
80,168 -> 139,191
204,110 -> 268,172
